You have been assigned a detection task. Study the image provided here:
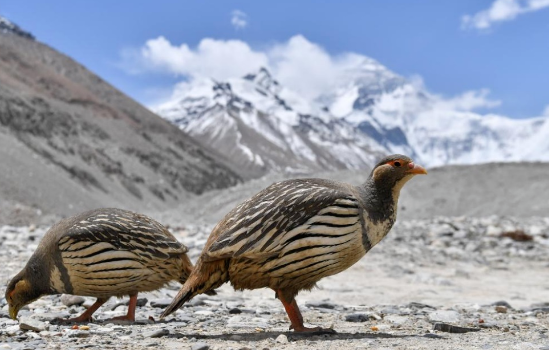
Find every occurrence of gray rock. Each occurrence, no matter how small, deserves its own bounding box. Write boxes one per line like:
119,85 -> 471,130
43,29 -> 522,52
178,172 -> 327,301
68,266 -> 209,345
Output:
191,342 -> 210,350
305,301 -> 337,309
149,299 -> 172,308
60,295 -> 85,307
345,313 -> 372,322
144,329 -> 169,338
428,310 -> 461,323
19,318 -> 48,332
433,323 -> 480,333
276,334 -> 289,344
492,300 -> 513,309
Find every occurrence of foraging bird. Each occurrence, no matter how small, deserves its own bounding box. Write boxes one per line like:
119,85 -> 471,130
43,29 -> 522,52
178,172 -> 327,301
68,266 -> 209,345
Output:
5,208 -> 197,322
161,154 -> 427,332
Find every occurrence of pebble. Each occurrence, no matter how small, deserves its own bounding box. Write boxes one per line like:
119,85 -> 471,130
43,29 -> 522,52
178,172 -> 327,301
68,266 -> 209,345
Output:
60,295 -> 85,307
276,334 -> 289,344
144,328 -> 169,338
305,300 -> 337,309
428,310 -> 461,323
191,342 -> 210,350
345,313 -> 373,322
19,318 -> 48,332
495,305 -> 508,313
149,299 -> 172,308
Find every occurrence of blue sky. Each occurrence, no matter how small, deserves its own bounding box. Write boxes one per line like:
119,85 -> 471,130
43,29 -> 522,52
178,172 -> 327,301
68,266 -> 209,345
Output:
1,0 -> 548,118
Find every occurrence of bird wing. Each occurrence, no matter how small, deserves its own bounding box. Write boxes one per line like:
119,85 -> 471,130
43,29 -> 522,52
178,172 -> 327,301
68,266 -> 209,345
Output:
203,179 -> 361,261
57,210 -> 187,262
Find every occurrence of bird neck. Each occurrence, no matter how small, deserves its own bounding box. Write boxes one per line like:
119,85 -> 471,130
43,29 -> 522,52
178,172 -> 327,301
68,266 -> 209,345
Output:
360,177 -> 400,225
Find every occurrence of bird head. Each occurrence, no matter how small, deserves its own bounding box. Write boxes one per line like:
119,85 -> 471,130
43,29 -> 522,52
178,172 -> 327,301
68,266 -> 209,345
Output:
369,154 -> 427,197
5,268 -> 43,320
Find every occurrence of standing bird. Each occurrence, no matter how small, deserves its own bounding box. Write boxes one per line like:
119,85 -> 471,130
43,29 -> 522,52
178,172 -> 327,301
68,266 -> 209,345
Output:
161,154 -> 427,332
5,208 -> 199,323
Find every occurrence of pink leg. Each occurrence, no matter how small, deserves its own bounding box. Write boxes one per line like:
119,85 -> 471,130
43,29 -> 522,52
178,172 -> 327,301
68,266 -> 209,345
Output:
109,294 -> 137,322
277,289 -> 335,333
64,298 -> 107,323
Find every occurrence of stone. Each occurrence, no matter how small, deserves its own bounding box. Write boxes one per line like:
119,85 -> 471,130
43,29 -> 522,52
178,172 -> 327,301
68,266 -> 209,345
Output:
385,315 -> 409,325
492,300 -> 513,309
191,342 -> 210,350
305,301 -> 337,309
495,305 -> 507,313
345,313 -> 373,322
149,299 -> 172,308
60,295 -> 85,307
433,323 -> 480,333
276,334 -> 288,344
19,318 -> 48,332
428,310 -> 461,323
229,308 -> 242,314
144,329 -> 169,338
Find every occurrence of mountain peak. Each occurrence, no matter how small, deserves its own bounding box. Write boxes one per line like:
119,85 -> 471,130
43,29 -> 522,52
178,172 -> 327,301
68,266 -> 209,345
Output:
0,15 -> 34,40
243,67 -> 281,95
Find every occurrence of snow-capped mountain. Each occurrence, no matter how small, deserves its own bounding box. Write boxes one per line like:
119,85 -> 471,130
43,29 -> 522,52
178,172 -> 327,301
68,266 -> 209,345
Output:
155,61 -> 549,175
156,68 -> 386,177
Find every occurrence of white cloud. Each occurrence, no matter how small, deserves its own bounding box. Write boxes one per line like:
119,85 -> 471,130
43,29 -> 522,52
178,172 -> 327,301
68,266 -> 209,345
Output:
231,10 -> 248,29
124,34 -> 501,114
433,89 -> 502,111
139,36 -> 268,80
462,0 -> 549,30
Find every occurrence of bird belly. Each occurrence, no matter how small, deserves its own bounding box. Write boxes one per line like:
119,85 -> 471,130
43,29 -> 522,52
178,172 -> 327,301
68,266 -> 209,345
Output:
228,224 -> 366,292
61,243 -> 182,298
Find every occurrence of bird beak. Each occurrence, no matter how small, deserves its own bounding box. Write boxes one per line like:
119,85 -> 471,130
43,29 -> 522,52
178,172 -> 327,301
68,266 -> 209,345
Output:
407,162 -> 428,175
9,305 -> 20,320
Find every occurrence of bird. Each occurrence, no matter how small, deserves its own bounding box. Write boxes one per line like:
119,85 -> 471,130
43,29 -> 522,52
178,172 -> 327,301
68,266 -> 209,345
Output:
160,154 -> 427,332
5,208 -> 202,323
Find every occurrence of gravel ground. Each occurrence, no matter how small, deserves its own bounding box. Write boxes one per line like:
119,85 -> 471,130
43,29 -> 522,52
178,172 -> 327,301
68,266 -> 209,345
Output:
1,216 -> 549,350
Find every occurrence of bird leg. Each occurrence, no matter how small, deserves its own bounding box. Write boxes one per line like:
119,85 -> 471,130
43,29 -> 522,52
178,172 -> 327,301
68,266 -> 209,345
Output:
276,289 -> 335,333
108,293 -> 137,322
63,298 -> 108,323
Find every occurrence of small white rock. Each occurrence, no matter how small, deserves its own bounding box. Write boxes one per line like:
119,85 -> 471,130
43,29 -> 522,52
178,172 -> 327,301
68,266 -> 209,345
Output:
276,334 -> 289,344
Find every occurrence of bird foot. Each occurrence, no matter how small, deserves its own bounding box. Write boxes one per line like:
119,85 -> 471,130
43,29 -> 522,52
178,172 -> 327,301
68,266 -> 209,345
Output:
107,315 -> 135,323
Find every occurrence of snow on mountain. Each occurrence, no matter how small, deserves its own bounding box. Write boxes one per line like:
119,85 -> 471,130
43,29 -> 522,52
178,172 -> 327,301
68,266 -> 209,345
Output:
155,68 -> 385,177
155,59 -> 549,175
0,16 -> 34,40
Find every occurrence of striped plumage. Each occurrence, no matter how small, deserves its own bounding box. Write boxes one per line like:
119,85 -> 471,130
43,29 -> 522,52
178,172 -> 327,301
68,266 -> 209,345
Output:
5,208 -> 194,322
161,154 -> 427,332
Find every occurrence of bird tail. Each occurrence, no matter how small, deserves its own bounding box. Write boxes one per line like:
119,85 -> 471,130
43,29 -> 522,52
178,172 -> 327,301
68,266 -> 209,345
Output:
161,260 -> 226,318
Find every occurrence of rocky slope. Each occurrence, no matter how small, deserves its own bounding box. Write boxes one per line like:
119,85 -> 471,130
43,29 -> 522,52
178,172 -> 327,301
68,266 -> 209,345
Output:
0,17 -> 241,224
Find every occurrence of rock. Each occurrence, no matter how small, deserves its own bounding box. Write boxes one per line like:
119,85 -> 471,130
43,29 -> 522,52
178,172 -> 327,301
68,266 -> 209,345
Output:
276,334 -> 288,344
149,299 -> 173,308
305,301 -> 337,309
495,305 -> 507,313
191,342 -> 209,350
428,310 -> 461,323
144,329 -> 169,338
492,300 -> 513,309
433,323 -> 480,333
345,313 -> 373,322
19,318 -> 48,332
385,315 -> 409,325
229,308 -> 242,314
60,294 -> 85,307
